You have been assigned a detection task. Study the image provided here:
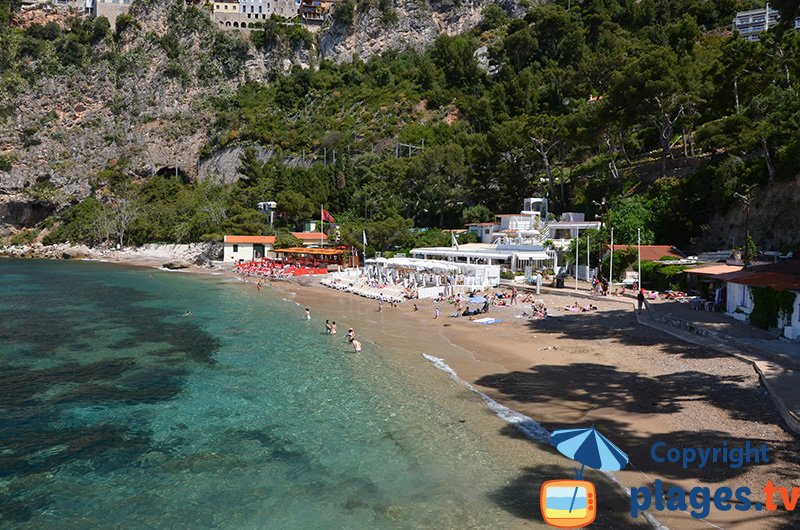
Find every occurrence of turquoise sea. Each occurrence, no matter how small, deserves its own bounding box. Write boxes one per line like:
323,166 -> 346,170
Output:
0,259 -> 542,529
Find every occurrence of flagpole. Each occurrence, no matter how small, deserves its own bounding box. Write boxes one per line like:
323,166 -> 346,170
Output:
320,204 -> 323,247
575,237 -> 579,290
637,228 -> 642,291
362,230 -> 367,273
610,227 -> 614,288
586,236 -> 590,283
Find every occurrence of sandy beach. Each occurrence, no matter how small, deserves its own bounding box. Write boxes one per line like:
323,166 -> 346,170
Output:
8,250 -> 797,528
262,276 -> 800,530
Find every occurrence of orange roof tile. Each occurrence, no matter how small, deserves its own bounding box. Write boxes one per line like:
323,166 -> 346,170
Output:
293,232 -> 327,241
224,235 -> 276,244
685,264 -> 743,276
605,245 -> 685,261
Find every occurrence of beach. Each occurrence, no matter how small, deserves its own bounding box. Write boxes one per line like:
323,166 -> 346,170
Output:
4,253 -> 798,529
272,277 -> 800,530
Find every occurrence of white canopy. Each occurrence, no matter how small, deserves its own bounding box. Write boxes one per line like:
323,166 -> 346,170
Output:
513,251 -> 551,260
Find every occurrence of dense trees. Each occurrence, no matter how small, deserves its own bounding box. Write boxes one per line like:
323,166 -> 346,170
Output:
10,0 -> 800,253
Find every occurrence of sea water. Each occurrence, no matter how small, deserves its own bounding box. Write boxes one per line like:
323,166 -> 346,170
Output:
0,259 -> 540,529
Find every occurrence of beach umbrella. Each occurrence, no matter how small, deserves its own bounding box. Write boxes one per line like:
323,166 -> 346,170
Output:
550,426 -> 628,512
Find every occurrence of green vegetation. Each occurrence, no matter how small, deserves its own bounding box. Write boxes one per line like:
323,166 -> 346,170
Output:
640,261 -> 690,291
750,286 -> 796,329
9,228 -> 38,245
8,0 -> 800,255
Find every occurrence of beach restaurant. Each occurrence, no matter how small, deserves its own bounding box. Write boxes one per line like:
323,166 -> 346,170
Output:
321,257 -> 500,301
368,257 -> 500,298
223,233 -> 327,263
273,246 -> 356,269
409,242 -> 556,273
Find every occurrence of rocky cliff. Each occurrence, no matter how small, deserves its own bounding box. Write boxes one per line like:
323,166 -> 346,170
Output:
0,0 -> 526,234
319,0 -> 525,63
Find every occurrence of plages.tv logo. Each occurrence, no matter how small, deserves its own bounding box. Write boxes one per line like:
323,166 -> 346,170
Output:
540,426 -> 629,528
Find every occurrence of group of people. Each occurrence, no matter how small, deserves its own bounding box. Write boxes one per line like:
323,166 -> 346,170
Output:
591,275 -> 610,296
377,295 -> 399,312
562,301 -> 598,313
322,317 -> 361,352
522,300 -> 548,320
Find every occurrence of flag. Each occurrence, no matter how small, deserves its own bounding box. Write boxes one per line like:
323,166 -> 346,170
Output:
322,208 -> 335,223
362,230 -> 368,248
451,231 -> 459,250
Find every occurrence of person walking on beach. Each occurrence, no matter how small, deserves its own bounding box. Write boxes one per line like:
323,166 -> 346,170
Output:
434,306 -> 440,319
331,322 -> 337,335
637,289 -> 646,314
305,308 -> 311,320
378,295 -> 384,312
325,320 -> 332,335
511,286 -> 518,305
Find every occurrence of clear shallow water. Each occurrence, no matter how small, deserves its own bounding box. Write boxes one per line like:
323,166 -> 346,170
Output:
0,259 -> 533,529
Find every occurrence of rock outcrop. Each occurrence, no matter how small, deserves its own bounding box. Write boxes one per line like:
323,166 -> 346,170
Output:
0,0 -> 529,232
319,0 -> 526,63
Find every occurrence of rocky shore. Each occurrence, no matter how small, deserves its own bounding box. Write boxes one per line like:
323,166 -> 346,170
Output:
0,241 -> 222,269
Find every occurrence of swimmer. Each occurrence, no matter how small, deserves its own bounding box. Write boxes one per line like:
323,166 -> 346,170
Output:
331,321 -> 337,335
352,339 -> 362,353
346,328 -> 355,342
325,319 -> 332,335
183,310 -> 192,317
305,308 -> 311,320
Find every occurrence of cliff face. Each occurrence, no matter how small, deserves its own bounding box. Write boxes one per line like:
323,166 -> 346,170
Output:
0,0 -> 524,233
319,0 -> 526,63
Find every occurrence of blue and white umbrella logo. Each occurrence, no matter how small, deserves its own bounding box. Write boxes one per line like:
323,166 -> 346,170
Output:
550,426 -> 629,513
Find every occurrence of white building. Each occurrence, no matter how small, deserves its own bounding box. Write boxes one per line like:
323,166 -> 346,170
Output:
720,261 -> 800,339
87,0 -> 132,25
546,212 -> 601,250
211,0 -> 301,29
223,232 -> 327,262
733,6 -> 800,41
466,198 -> 599,250
410,242 -> 557,274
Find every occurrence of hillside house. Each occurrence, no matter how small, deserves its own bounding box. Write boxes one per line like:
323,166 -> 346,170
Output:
211,0 -> 301,29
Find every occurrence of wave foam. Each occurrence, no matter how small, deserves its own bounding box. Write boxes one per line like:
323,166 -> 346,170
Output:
421,353 -> 550,444
421,353 -> 667,530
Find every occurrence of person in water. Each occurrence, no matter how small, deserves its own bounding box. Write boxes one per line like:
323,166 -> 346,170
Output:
330,321 -> 337,335
305,308 -> 311,320
183,310 -> 192,317
352,339 -> 362,352
325,320 -> 332,335
347,328 -> 355,342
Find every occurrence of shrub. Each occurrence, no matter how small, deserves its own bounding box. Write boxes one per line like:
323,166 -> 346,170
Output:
274,229 -> 302,249
750,287 -> 796,330
9,228 -> 38,245
332,0 -> 355,26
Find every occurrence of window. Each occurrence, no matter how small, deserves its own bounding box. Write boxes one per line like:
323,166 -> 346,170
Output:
233,244 -> 239,252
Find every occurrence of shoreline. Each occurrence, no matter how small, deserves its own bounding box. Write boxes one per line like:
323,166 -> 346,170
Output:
273,274 -> 799,530
9,253 -> 799,528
